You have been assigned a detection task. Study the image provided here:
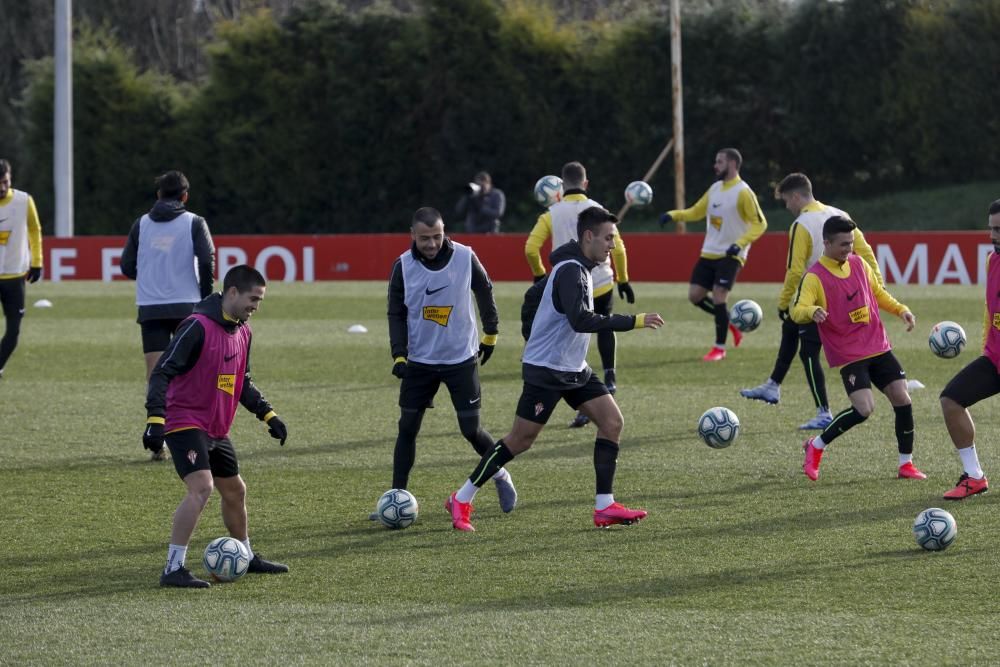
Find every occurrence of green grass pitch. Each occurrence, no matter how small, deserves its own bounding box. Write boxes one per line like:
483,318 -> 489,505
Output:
2,280 -> 999,665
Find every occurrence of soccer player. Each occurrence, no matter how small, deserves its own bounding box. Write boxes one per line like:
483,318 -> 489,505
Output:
121,170 -> 216,461
740,173 -> 884,430
660,148 -> 767,361
0,159 -> 43,381
791,216 -> 925,482
145,265 -> 289,588
386,207 -> 516,511
525,161 -> 635,427
447,206 -> 663,532
938,199 -> 1000,500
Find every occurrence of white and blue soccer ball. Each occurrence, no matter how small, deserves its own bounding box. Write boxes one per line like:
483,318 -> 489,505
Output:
376,488 -> 419,529
729,299 -> 763,333
533,175 -> 563,208
624,180 -> 654,206
203,537 -> 251,582
928,321 -> 966,359
697,407 -> 740,449
913,507 -> 957,551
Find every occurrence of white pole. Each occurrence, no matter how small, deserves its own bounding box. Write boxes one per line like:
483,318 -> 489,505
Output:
670,0 -> 686,233
54,0 -> 74,237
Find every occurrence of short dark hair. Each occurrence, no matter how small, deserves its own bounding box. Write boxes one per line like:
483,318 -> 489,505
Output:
562,161 -> 587,188
989,199 -> 1000,216
577,206 -> 618,240
719,148 -> 743,170
822,215 -> 857,240
776,172 -> 812,198
0,159 -> 10,176
473,171 -> 491,186
223,264 -> 266,293
156,170 -> 189,199
411,206 -> 443,228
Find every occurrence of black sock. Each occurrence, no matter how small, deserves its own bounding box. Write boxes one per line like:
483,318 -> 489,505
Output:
391,409 -> 425,489
470,440 -> 515,487
819,406 -> 868,445
714,303 -> 729,346
894,404 -> 915,454
594,438 -> 619,495
693,296 -> 715,315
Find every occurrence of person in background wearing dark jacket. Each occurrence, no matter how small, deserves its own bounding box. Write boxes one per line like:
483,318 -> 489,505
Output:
145,265 -> 289,588
121,170 -> 215,460
386,207 -> 516,513
455,171 -> 505,233
445,206 -> 664,532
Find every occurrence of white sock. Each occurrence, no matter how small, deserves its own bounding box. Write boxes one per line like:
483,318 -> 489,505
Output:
240,538 -> 254,558
812,435 -> 826,450
455,480 -> 479,504
595,494 -> 615,511
165,544 -> 188,574
958,445 -> 985,479
899,453 -> 913,466
492,468 -> 509,483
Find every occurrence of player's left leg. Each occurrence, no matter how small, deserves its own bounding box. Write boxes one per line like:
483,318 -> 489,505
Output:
571,291 -> 617,428
797,324 -> 833,430
741,316 -> 798,404
803,361 -> 874,481
0,277 -> 26,379
392,365 -> 440,489
876,353 -> 925,480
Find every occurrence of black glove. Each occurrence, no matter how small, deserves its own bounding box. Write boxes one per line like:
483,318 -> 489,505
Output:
726,243 -> 741,257
142,420 -> 165,452
478,341 -> 495,366
659,213 -> 673,227
392,358 -> 407,379
778,308 -> 790,322
617,282 -> 635,304
26,267 -> 42,283
533,274 -> 546,284
266,414 -> 287,446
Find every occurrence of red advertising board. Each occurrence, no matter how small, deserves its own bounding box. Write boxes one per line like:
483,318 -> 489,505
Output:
42,231 -> 993,285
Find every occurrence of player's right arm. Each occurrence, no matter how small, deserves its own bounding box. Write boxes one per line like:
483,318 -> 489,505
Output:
791,273 -> 826,324
387,258 -> 408,362
145,318 -> 204,418
665,190 -> 710,224
524,212 -> 552,280
120,218 -> 141,280
777,221 -> 811,312
553,264 -> 644,333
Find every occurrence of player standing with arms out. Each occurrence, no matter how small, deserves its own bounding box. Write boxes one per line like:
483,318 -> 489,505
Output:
938,199 -> 1000,500
447,206 -> 663,532
525,161 -> 635,427
386,207 -> 516,511
791,216 -> 925,482
145,265 -> 289,587
741,173 -> 884,430
121,170 -> 216,460
660,148 -> 767,361
0,159 -> 43,382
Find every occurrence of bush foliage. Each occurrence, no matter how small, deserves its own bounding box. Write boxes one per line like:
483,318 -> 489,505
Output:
15,0 -> 1000,234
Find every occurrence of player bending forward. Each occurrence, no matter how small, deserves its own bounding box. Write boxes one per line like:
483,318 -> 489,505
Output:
446,206 -> 663,531
791,216 -> 925,482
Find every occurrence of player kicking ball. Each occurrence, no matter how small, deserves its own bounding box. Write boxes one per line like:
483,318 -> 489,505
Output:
790,216 -> 926,482
446,206 -> 663,531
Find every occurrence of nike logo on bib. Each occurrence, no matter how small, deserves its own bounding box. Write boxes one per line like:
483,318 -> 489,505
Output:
846,289 -> 860,300
425,285 -> 447,295
224,353 -> 237,361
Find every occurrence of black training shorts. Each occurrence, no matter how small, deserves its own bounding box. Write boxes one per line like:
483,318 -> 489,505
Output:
166,428 -> 240,479
399,358 -> 481,414
690,256 -> 742,291
140,317 -> 185,354
515,367 -> 610,424
940,355 -> 1000,408
839,351 -> 905,395
0,277 -> 26,320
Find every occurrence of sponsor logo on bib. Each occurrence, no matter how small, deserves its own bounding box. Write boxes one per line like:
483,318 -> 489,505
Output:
422,305 -> 453,327
848,305 -> 870,324
217,374 -> 236,395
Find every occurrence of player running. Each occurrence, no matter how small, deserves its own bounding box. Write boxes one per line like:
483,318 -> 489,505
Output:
740,173 -> 884,430
659,148 -> 767,361
447,206 -> 663,532
791,216 -> 925,482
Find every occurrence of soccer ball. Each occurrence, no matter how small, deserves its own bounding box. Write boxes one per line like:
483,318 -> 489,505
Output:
375,488 -> 419,529
203,536 -> 251,582
913,507 -> 957,551
928,320 -> 966,359
729,299 -> 763,333
624,180 -> 653,206
533,175 -> 563,208
697,406 -> 740,449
